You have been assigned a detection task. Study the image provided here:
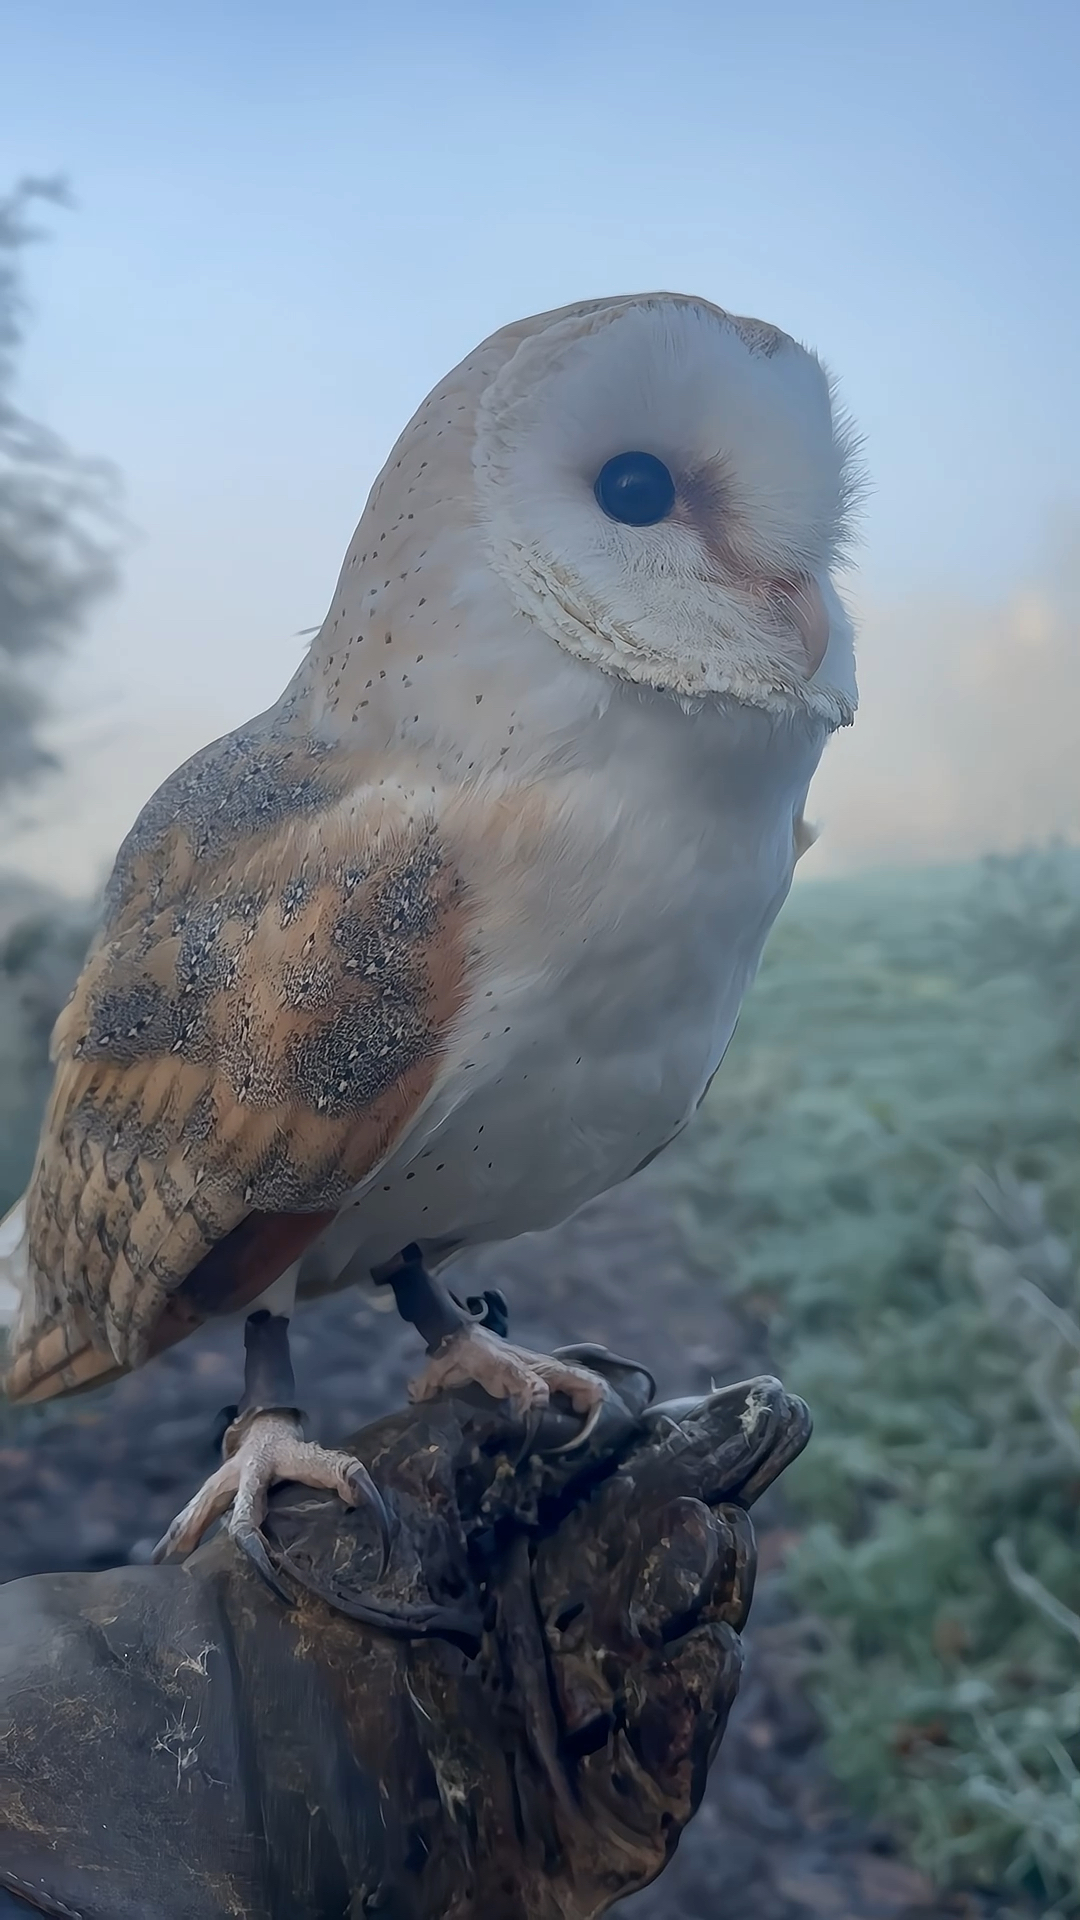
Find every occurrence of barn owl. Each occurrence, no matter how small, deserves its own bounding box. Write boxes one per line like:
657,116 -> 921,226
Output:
0,293 -> 859,1584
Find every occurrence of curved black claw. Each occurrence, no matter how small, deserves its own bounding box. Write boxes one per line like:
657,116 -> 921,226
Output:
346,1460 -> 394,1577
539,1345 -> 658,1456
552,1345 -> 657,1418
229,1518 -> 294,1604
232,1460 -> 392,1607
266,1544 -> 485,1653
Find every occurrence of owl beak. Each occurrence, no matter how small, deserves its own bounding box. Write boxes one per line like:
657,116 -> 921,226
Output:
774,575 -> 829,678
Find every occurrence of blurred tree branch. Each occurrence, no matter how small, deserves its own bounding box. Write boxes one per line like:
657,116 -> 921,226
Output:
0,175 -> 124,794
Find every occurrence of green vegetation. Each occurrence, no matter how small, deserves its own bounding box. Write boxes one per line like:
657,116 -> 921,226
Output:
0,177 -> 122,798
0,170 -> 117,1220
667,845 -> 1080,1913
0,895 -> 95,1210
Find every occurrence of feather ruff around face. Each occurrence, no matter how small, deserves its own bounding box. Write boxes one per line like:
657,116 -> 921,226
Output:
471,294 -> 863,728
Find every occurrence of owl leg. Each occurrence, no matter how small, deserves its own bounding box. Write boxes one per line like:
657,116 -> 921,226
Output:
380,1244 -> 606,1447
151,1308 -> 389,1595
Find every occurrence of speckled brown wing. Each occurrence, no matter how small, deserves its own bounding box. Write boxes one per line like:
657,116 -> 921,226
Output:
4,724 -> 469,1406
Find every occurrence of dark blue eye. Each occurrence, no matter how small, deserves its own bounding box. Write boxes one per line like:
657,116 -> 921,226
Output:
593,451 -> 676,527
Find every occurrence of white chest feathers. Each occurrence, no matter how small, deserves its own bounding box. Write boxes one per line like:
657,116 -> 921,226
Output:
325,691 -> 824,1273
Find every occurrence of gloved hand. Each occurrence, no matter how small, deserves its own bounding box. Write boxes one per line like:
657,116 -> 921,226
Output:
0,1349 -> 809,1920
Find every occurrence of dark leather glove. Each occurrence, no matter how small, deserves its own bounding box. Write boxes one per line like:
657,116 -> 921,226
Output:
0,1350 -> 809,1920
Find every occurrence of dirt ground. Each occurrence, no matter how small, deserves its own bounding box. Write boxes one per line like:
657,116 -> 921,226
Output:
1,1183 -> 1001,1918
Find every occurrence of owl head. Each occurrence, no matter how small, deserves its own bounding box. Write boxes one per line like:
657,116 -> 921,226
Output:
472,294 -> 861,727
317,293 -> 862,735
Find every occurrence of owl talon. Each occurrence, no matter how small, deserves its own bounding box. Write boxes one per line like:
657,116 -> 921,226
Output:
151,1410 -> 387,1577
408,1322 -> 608,1437
345,1462 -> 393,1572
543,1394 -> 606,1455
229,1513 -> 293,1603
152,1309 -> 390,1577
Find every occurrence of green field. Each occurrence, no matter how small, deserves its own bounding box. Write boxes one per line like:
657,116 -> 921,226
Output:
665,847 -> 1080,1913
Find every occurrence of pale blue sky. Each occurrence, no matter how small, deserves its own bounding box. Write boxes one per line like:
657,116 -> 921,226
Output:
2,0 -> 1077,887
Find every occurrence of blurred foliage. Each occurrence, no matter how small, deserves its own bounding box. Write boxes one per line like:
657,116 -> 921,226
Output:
0,895 -> 94,1208
667,844 -> 1080,1913
0,175 -> 123,794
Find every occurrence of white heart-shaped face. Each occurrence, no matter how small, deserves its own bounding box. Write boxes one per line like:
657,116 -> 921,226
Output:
304,293 -> 862,752
470,294 -> 861,726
